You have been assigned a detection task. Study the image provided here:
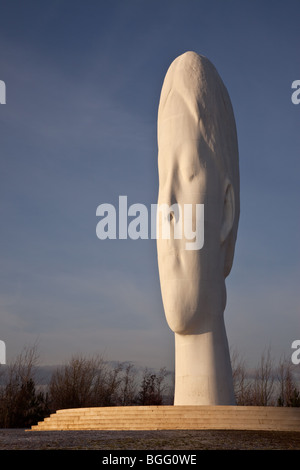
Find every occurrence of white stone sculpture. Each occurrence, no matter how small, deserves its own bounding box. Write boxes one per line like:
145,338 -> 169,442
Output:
157,51 -> 240,405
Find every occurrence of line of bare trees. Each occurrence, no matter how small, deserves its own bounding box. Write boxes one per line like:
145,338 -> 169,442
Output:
0,344 -> 299,428
0,344 -> 171,428
231,347 -> 300,407
48,355 -> 169,410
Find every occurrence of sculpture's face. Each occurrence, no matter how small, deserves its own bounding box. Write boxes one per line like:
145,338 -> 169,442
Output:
157,122 -> 225,335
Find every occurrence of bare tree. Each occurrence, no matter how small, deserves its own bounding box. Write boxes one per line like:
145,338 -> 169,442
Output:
49,354 -> 108,410
0,344 -> 49,427
277,356 -> 300,407
100,362 -> 124,406
231,348 -> 253,405
49,355 -> 138,410
252,348 -> 275,406
118,363 -> 138,406
137,367 -> 169,405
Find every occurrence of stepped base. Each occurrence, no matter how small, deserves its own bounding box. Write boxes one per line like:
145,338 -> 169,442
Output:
29,405 -> 300,432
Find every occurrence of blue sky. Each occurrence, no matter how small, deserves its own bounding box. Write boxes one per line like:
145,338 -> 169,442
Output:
0,0 -> 299,371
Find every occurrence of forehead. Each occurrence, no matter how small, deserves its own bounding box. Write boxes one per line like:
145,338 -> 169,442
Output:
158,91 -> 199,147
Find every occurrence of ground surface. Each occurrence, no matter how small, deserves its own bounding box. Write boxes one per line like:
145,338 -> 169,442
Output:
0,428 -> 299,450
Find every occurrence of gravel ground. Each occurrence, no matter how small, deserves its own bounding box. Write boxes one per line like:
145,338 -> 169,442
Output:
0,428 -> 299,451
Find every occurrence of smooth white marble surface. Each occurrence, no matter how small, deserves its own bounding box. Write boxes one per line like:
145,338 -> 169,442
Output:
157,51 -> 240,405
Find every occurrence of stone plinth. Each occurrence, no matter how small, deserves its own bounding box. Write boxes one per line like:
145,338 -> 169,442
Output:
29,405 -> 300,432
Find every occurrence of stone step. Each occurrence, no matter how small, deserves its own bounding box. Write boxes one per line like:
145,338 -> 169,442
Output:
41,417 -> 300,426
40,412 -> 300,422
31,422 -> 300,431
32,419 -> 300,428
51,406 -> 300,418
53,405 -> 299,412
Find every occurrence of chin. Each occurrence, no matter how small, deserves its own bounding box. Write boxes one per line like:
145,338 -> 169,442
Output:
164,304 -> 199,335
159,278 -> 202,334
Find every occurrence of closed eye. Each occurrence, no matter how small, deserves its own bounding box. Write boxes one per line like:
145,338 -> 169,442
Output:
179,166 -> 198,182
